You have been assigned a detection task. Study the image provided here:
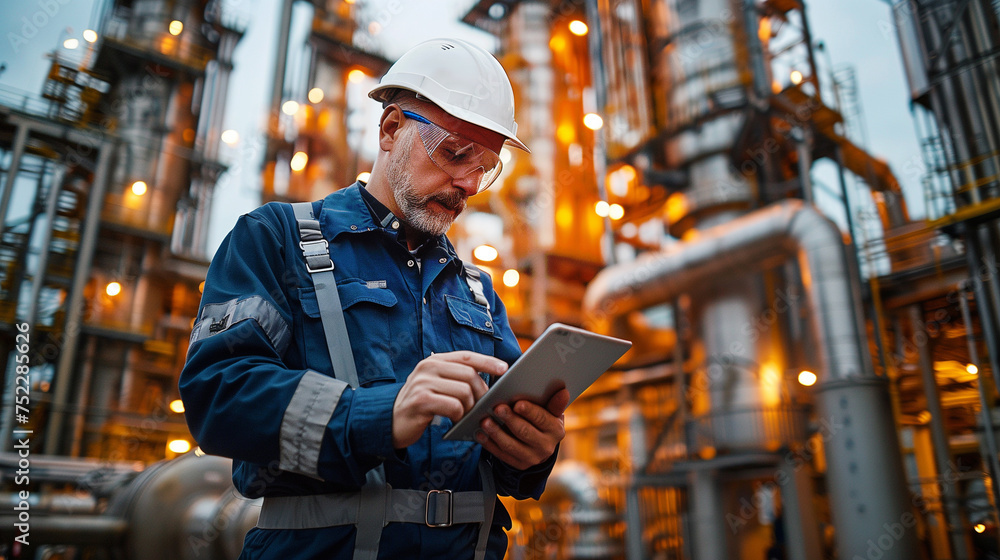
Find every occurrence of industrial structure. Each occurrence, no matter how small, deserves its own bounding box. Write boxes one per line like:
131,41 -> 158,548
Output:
0,0 -> 999,559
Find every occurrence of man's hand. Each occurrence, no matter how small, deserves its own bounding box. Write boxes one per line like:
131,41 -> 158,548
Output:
475,388 -> 569,470
392,351 -> 508,449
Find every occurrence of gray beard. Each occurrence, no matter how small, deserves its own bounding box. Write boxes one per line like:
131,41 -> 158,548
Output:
386,132 -> 467,237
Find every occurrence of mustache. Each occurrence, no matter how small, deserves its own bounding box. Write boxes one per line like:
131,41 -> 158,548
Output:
427,191 -> 467,212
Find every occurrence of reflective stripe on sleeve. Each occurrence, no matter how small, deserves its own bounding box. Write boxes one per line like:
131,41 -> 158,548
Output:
279,370 -> 349,479
190,295 -> 291,355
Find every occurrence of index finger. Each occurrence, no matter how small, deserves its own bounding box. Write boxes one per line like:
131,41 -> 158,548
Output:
430,350 -> 509,377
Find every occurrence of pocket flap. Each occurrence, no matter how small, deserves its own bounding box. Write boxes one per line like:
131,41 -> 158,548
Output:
336,280 -> 398,310
445,295 -> 498,338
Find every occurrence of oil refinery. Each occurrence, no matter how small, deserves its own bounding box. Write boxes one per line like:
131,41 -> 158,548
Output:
1,0 -> 999,558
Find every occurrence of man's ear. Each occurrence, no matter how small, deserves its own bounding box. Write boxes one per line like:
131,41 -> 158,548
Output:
379,105 -> 403,153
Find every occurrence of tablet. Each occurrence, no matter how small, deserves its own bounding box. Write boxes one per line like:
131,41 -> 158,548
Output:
443,323 -> 631,441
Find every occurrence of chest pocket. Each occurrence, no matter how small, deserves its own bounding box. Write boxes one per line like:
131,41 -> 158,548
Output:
298,281 -> 399,386
445,294 -> 501,358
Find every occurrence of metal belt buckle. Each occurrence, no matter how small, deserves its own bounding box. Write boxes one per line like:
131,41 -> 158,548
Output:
299,239 -> 334,273
425,489 -> 453,527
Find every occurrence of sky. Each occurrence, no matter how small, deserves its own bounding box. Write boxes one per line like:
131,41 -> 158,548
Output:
0,0 -> 926,257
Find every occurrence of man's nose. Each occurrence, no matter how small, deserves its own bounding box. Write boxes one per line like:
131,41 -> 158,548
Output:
452,174 -> 479,197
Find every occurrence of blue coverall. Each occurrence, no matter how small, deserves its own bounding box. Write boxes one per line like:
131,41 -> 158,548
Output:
179,183 -> 556,559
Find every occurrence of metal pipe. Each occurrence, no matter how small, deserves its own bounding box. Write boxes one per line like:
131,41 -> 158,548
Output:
583,200 -> 868,383
0,124 -> 28,236
965,226 -> 1000,397
0,515 -> 127,545
957,281 -> 1000,552
689,469 -> 726,560
909,304 -> 972,559
24,166 -> 65,327
583,199 -> 917,558
44,144 -> 113,455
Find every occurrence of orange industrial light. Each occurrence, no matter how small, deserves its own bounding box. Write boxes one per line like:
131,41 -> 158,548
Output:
83,29 -> 98,43
169,399 -> 185,414
967,363 -> 979,375
168,439 -> 191,453
281,100 -> 300,115
308,87 -> 324,104
607,204 -> 623,220
569,20 -> 588,36
290,151 -> 308,172
347,69 -> 367,83
503,269 -> 520,287
168,20 -> 184,36
356,171 -> 371,183
797,370 -> 817,387
131,180 -> 147,196
63,38 -> 79,50
583,113 -> 604,130
473,244 -> 499,262
105,281 -> 122,297
595,200 -> 610,218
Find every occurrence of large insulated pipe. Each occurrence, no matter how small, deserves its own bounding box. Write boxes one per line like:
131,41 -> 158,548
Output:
583,199 -> 917,559
539,462 -> 622,559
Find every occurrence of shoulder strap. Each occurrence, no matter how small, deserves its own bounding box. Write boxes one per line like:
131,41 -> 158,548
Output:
463,263 -> 492,316
291,202 -> 360,389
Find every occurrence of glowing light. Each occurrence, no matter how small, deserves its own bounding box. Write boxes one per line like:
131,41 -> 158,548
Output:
281,100 -> 300,115
503,269 -> 520,287
221,129 -> 240,145
198,281 -> 205,293
608,203 -> 625,220
63,38 -> 79,50
549,35 -> 567,52
569,20 -> 589,36
975,523 -> 987,533
556,122 -> 576,144
797,370 -> 817,387
500,148 -> 512,164
308,87 -> 325,104
169,399 -> 185,413
131,180 -> 147,196
583,113 -> 604,131
106,282 -> 122,297
790,70 -> 804,85
758,17 -> 772,42
347,69 -> 367,83
169,20 -> 184,36
290,151 -> 309,172
967,363 -> 979,375
473,245 -> 499,262
917,410 -> 932,424
356,171 -> 371,183
168,439 -> 191,453
83,29 -> 98,43
771,81 -> 783,94
594,200 -> 610,217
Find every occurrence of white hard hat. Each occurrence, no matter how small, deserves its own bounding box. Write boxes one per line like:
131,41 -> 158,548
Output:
369,38 -> 529,153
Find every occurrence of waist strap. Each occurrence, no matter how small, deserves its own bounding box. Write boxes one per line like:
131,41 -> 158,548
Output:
257,487 -> 486,529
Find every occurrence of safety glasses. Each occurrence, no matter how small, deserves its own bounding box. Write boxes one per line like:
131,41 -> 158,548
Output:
402,110 -> 503,193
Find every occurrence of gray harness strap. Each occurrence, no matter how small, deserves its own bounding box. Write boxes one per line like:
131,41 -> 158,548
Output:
286,201 -> 496,560
292,202 -> 360,389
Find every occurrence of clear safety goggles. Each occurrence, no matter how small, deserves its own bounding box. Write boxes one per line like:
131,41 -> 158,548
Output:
402,110 -> 503,193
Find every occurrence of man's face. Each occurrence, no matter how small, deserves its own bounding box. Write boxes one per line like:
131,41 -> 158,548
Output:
385,104 -> 505,238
